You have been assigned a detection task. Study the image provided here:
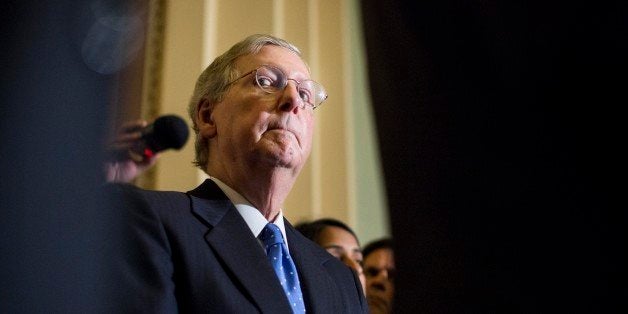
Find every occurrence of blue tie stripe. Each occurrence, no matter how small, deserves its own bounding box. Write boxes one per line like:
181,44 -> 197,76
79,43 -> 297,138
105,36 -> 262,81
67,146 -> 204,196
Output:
260,223 -> 306,313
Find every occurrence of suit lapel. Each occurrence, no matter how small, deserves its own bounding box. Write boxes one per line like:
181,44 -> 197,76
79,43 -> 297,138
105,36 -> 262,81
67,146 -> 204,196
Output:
188,180 -> 293,313
285,221 -> 338,313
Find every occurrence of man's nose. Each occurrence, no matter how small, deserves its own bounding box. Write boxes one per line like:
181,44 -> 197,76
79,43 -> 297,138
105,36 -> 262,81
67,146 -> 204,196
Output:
278,81 -> 303,112
369,273 -> 389,292
371,269 -> 391,286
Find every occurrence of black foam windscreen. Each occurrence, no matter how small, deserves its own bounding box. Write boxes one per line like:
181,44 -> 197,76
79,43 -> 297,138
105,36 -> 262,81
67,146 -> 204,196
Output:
142,114 -> 189,153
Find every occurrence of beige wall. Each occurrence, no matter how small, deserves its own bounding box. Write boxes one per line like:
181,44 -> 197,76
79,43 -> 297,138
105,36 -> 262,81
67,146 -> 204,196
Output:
141,0 -> 389,244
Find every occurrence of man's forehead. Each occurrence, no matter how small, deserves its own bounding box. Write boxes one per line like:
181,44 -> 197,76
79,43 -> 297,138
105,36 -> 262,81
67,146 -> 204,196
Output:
236,46 -> 309,77
365,248 -> 394,263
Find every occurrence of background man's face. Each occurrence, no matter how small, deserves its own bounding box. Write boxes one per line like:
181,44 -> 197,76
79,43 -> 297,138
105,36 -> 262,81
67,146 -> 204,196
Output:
317,226 -> 365,291
364,248 -> 395,314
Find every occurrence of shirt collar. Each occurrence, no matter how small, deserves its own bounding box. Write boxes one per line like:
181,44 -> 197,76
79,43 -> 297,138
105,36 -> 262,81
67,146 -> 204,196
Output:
208,176 -> 288,247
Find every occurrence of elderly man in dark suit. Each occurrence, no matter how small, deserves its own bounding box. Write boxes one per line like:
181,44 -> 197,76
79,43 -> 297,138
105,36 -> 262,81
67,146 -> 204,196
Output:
106,34 -> 367,313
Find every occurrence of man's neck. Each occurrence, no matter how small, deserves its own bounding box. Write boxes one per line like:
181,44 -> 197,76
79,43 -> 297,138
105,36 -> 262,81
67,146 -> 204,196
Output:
207,165 -> 297,220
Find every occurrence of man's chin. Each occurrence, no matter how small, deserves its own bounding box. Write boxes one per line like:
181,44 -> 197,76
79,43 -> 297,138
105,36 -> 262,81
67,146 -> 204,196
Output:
367,295 -> 390,314
257,150 -> 299,170
257,142 -> 303,169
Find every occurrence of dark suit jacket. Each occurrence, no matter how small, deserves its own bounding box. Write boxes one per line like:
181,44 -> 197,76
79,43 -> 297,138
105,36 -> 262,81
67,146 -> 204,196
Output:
106,179 -> 367,313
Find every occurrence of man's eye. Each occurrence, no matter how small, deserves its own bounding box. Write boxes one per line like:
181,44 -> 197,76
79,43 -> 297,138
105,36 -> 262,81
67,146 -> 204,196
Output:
299,89 -> 312,103
257,77 -> 274,88
364,268 -> 379,278
325,248 -> 342,259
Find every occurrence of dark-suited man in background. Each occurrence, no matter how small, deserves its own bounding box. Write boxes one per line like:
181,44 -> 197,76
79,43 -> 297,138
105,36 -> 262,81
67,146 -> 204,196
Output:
106,34 -> 367,313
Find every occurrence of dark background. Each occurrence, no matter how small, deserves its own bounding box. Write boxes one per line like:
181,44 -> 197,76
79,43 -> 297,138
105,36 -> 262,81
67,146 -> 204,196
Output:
362,0 -> 626,312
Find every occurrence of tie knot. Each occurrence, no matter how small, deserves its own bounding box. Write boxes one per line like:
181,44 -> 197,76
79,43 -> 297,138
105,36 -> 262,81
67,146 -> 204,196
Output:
260,223 -> 284,248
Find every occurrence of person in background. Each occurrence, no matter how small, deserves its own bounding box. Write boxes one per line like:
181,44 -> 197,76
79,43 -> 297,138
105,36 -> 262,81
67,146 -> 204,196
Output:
295,218 -> 366,293
362,238 -> 395,314
106,34 -> 367,313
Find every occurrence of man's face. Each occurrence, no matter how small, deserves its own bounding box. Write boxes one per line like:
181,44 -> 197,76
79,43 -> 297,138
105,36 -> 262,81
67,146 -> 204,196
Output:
316,226 -> 365,291
364,248 -> 395,314
209,45 -> 314,174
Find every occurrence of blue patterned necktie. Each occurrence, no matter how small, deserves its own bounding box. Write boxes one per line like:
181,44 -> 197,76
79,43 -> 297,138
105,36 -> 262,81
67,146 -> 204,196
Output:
259,223 -> 306,313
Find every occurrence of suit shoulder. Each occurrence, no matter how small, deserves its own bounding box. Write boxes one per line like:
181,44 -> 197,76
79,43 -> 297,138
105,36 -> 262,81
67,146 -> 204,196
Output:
103,183 -> 190,216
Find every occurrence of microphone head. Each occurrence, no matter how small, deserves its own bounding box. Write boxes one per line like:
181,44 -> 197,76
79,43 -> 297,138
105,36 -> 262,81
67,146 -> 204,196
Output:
143,115 -> 189,153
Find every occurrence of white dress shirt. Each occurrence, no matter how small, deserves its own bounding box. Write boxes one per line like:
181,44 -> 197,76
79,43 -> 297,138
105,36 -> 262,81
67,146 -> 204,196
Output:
208,176 -> 289,251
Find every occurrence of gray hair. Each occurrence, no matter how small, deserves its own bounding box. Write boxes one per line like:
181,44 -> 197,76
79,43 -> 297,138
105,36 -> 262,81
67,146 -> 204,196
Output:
187,34 -> 303,172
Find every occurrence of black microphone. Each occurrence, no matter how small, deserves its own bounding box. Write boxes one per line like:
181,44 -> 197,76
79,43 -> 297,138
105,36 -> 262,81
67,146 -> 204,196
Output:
135,114 -> 190,159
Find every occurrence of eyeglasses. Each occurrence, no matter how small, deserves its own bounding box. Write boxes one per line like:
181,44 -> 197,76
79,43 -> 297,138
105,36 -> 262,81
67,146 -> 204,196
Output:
227,65 -> 328,109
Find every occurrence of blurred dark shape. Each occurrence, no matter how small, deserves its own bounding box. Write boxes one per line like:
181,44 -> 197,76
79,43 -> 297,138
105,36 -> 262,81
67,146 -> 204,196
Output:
361,0 -> 626,312
1,1 -> 146,312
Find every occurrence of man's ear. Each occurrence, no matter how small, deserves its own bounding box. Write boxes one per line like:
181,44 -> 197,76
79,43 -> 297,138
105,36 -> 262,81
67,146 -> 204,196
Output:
196,99 -> 217,139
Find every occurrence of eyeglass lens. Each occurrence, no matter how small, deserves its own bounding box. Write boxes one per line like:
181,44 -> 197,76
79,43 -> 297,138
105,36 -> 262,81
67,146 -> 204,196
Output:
254,66 -> 327,108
